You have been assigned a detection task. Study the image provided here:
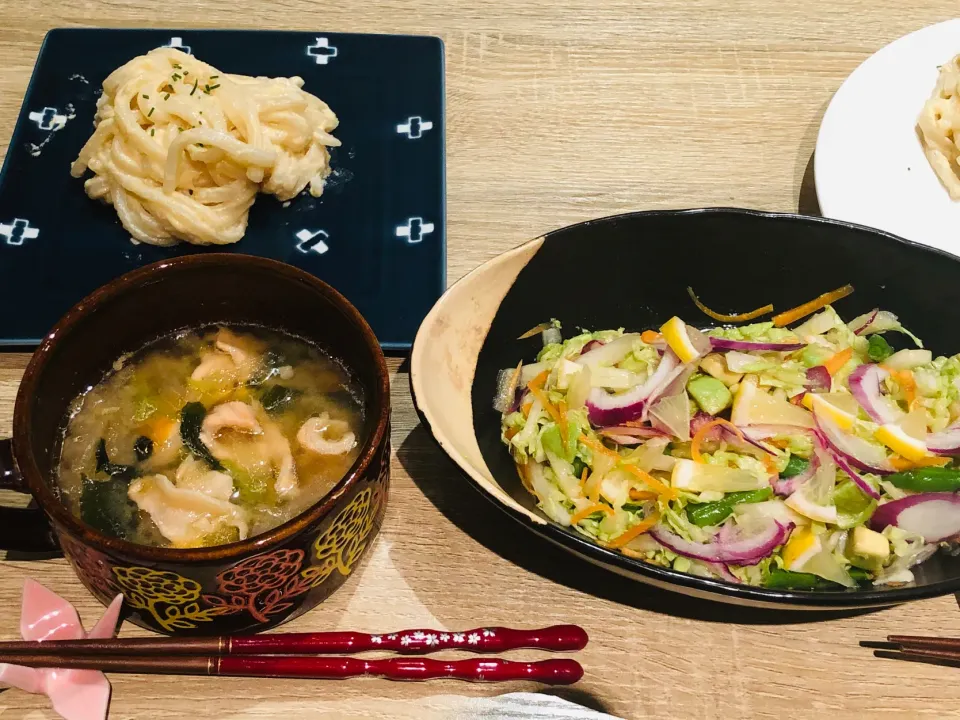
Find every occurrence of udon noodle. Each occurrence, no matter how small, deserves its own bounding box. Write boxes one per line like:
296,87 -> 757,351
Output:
70,48 -> 340,246
918,53 -> 960,200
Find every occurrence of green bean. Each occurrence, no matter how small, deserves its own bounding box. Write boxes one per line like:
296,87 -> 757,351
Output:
887,467 -> 960,493
686,488 -> 773,527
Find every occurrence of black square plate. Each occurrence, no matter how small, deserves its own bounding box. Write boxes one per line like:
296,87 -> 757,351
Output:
0,28 -> 445,350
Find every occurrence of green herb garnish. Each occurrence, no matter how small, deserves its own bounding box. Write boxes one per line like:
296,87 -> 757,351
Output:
190,78 -> 199,96
147,107 -> 155,117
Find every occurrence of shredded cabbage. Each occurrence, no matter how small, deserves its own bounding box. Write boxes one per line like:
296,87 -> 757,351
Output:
499,310 -> 959,590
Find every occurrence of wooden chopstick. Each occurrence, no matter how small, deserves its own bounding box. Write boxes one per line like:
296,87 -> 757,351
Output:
0,653 -> 584,684
873,649 -> 960,669
862,635 -> 960,668
886,635 -> 960,651
0,625 -> 587,657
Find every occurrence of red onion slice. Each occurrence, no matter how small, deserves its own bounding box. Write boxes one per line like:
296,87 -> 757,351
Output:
815,430 -> 881,499
805,366 -> 832,393
848,309 -> 879,335
741,425 -> 814,440
849,309 -> 906,337
650,520 -> 793,566
585,383 -> 648,427
690,411 -> 716,435
709,338 -> 805,352
848,363 -> 901,425
772,450 -> 819,497
813,408 -> 894,475
602,434 -> 644,446
585,351 -> 679,426
580,340 -> 604,355
869,492 -> 960,542
706,563 -> 741,583
927,421 -> 960,455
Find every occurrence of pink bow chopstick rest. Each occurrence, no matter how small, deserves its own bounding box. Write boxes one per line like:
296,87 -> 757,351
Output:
0,579 -> 123,720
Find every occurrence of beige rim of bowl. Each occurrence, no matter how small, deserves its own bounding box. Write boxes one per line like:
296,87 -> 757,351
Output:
410,236 -> 547,525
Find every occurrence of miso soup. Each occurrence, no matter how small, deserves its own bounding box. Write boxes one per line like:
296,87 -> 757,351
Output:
55,325 -> 365,548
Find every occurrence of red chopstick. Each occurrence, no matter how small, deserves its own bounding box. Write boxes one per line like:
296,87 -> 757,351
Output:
0,625 -> 587,656
0,653 -> 583,684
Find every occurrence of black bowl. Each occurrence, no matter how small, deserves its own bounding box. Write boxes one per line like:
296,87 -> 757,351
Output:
412,208 -> 960,609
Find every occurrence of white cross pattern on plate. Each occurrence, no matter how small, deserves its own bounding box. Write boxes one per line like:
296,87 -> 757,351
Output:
396,217 -> 434,244
307,38 -> 338,65
396,116 -> 434,139
161,37 -> 192,54
295,229 -> 329,255
0,218 -> 39,246
27,107 -> 68,132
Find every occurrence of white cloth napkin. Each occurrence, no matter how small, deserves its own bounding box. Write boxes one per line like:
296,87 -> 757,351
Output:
409,692 -> 625,719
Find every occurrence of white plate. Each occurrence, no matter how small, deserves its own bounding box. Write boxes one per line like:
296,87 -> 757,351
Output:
816,19 -> 960,254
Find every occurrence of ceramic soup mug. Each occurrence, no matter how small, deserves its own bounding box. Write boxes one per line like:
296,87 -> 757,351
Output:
0,255 -> 390,634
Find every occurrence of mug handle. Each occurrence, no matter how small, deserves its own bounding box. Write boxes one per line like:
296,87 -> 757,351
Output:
0,438 -> 60,553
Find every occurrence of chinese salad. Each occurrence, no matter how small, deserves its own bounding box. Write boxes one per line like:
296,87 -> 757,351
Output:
496,285 -> 960,590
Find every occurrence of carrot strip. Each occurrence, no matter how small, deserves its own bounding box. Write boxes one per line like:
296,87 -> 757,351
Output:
527,370 -> 550,392
607,511 -> 661,549
771,284 -> 854,327
621,464 -> 676,499
687,287 -> 774,323
889,455 -> 950,471
558,399 -> 570,449
570,503 -> 614,525
762,454 -> 779,475
578,434 -> 676,499
883,368 -> 917,406
580,467 -> 590,486
521,401 -> 533,418
823,347 -> 853,376
142,416 -> 176,444
629,489 -> 658,501
530,387 -> 563,427
690,418 -> 745,463
579,434 -> 621,461
526,369 -> 565,428
505,427 -> 519,440
640,330 -> 662,343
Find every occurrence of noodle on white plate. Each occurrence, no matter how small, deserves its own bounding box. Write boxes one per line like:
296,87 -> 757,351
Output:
917,53 -> 960,201
70,48 -> 341,246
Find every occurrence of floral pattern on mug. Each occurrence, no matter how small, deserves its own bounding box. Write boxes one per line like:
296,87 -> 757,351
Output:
112,566 -> 232,632
202,482 -> 385,622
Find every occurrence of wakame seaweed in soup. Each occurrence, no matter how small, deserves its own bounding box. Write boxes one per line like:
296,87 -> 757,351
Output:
55,326 -> 365,548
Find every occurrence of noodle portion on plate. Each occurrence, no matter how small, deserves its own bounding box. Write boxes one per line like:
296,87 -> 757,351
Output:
70,48 -> 341,246
917,53 -> 960,201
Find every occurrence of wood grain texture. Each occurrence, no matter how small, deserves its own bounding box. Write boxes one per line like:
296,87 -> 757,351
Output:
2,3 -> 960,718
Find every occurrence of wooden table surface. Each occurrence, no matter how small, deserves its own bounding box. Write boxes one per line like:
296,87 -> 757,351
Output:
2,2 -> 960,718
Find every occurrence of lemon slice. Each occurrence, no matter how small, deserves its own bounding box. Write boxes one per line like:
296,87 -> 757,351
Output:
731,376 -> 816,428
875,423 -> 929,463
803,393 -> 858,432
781,527 -> 822,571
660,316 -> 700,364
